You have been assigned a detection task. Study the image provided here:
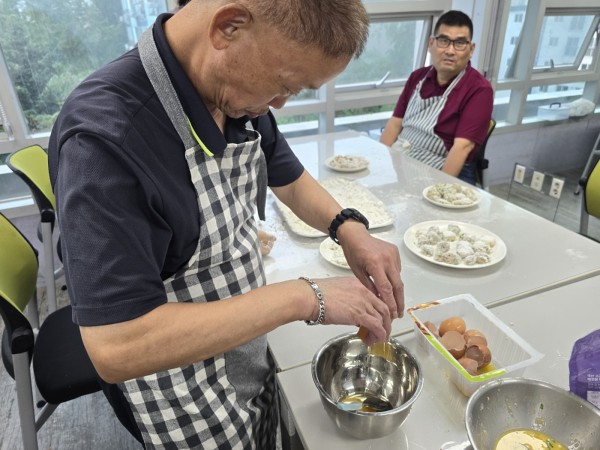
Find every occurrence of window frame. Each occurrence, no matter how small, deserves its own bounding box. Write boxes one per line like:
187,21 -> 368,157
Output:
272,1 -> 451,135
487,0 -> 600,128
531,11 -> 600,74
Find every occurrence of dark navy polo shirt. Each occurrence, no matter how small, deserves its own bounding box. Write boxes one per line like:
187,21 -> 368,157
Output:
48,13 -> 304,326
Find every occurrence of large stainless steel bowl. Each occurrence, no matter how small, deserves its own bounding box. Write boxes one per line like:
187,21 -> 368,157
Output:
466,377 -> 600,449
311,332 -> 423,439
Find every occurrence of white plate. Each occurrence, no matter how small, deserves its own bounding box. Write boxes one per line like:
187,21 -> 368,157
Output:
403,220 -> 507,269
276,178 -> 394,237
423,184 -> 480,209
324,155 -> 369,173
319,238 -> 351,269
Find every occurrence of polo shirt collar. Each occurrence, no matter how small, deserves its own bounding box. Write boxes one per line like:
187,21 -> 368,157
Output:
152,14 -> 251,155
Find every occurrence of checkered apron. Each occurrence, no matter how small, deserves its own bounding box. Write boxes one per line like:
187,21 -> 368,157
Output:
118,28 -> 278,449
397,68 -> 466,169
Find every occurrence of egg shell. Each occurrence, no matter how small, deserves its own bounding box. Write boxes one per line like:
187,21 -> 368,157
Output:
439,330 -> 466,359
464,329 -> 487,342
424,321 -> 440,338
458,357 -> 479,376
465,344 -> 492,368
439,316 -> 466,336
466,335 -> 488,348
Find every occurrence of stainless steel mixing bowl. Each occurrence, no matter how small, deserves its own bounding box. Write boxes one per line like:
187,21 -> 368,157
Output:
466,377 -> 600,449
311,332 -> 423,439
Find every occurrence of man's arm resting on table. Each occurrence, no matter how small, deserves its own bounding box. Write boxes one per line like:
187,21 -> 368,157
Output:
380,116 -> 403,147
441,137 -> 476,177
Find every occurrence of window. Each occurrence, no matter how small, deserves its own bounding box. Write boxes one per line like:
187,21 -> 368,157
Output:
274,13 -> 433,136
534,14 -> 595,70
564,37 -> 580,58
336,18 -> 429,89
0,0 -> 170,208
491,2 -> 600,126
0,99 -> 10,142
0,0 -> 169,137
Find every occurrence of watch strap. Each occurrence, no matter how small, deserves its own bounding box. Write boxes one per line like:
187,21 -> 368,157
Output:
328,208 -> 369,244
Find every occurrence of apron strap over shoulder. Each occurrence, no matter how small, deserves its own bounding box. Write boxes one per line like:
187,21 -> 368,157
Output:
138,28 -> 196,149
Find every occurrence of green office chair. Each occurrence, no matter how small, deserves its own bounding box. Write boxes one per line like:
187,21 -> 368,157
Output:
579,158 -> 600,240
0,212 -> 101,450
475,118 -> 496,191
7,145 -> 63,313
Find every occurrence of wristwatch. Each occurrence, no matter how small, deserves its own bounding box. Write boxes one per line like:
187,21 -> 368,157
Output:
328,208 -> 369,244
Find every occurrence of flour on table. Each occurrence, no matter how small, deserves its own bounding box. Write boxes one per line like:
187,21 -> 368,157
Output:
276,177 -> 394,237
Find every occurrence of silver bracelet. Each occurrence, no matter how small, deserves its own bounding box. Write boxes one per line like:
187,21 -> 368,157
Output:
299,276 -> 325,326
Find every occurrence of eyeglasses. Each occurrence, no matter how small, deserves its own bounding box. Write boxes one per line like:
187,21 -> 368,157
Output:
433,36 -> 471,51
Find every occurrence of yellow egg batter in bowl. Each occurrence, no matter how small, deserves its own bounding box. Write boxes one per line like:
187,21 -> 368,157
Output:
465,378 -> 600,450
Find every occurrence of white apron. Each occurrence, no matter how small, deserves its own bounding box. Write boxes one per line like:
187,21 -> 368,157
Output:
396,68 -> 466,170
117,28 -> 277,449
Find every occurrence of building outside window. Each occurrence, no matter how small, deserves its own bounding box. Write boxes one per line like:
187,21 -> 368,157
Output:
492,1 -> 600,126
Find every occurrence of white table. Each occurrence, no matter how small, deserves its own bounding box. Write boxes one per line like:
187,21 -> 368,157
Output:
276,275 -> 600,449
266,131 -> 600,372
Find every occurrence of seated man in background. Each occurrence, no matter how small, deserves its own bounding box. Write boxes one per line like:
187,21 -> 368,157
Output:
380,10 -> 493,185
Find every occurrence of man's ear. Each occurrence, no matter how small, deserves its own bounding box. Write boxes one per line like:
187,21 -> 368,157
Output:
209,4 -> 252,50
427,36 -> 435,51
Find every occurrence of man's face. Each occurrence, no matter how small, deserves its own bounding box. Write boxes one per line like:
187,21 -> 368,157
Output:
428,24 -> 474,81
210,28 -> 350,119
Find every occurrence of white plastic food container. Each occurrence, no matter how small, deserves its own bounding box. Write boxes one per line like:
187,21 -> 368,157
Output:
537,102 -> 570,121
408,294 -> 543,396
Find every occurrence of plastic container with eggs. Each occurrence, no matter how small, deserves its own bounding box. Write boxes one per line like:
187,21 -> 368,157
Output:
408,294 -> 543,396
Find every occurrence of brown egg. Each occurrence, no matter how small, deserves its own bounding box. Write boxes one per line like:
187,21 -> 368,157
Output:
439,316 -> 466,336
458,357 -> 479,376
424,321 -> 440,339
465,344 -> 492,368
464,329 -> 487,344
466,335 -> 488,348
440,330 -> 466,359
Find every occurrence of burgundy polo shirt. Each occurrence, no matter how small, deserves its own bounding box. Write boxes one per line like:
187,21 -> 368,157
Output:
393,62 -> 493,162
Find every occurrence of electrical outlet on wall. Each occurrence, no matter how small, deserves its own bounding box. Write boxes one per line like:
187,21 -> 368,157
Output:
530,171 -> 545,191
550,178 -> 565,199
514,164 -> 526,184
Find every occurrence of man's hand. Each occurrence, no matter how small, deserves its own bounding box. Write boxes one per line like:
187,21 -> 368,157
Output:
335,221 -> 404,341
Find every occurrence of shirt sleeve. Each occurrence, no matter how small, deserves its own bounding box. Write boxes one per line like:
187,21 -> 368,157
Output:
254,111 -> 304,187
55,133 -> 170,326
454,84 -> 494,146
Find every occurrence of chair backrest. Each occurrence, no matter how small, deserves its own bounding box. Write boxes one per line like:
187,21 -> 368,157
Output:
584,159 -> 600,218
7,145 -> 56,213
0,213 -> 38,344
475,118 -> 496,188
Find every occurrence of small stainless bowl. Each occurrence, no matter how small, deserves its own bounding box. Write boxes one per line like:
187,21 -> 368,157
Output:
466,377 -> 600,449
311,332 -> 423,439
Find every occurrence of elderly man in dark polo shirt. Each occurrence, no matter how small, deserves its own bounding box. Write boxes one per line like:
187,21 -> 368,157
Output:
48,0 -> 404,448
380,10 -> 493,185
